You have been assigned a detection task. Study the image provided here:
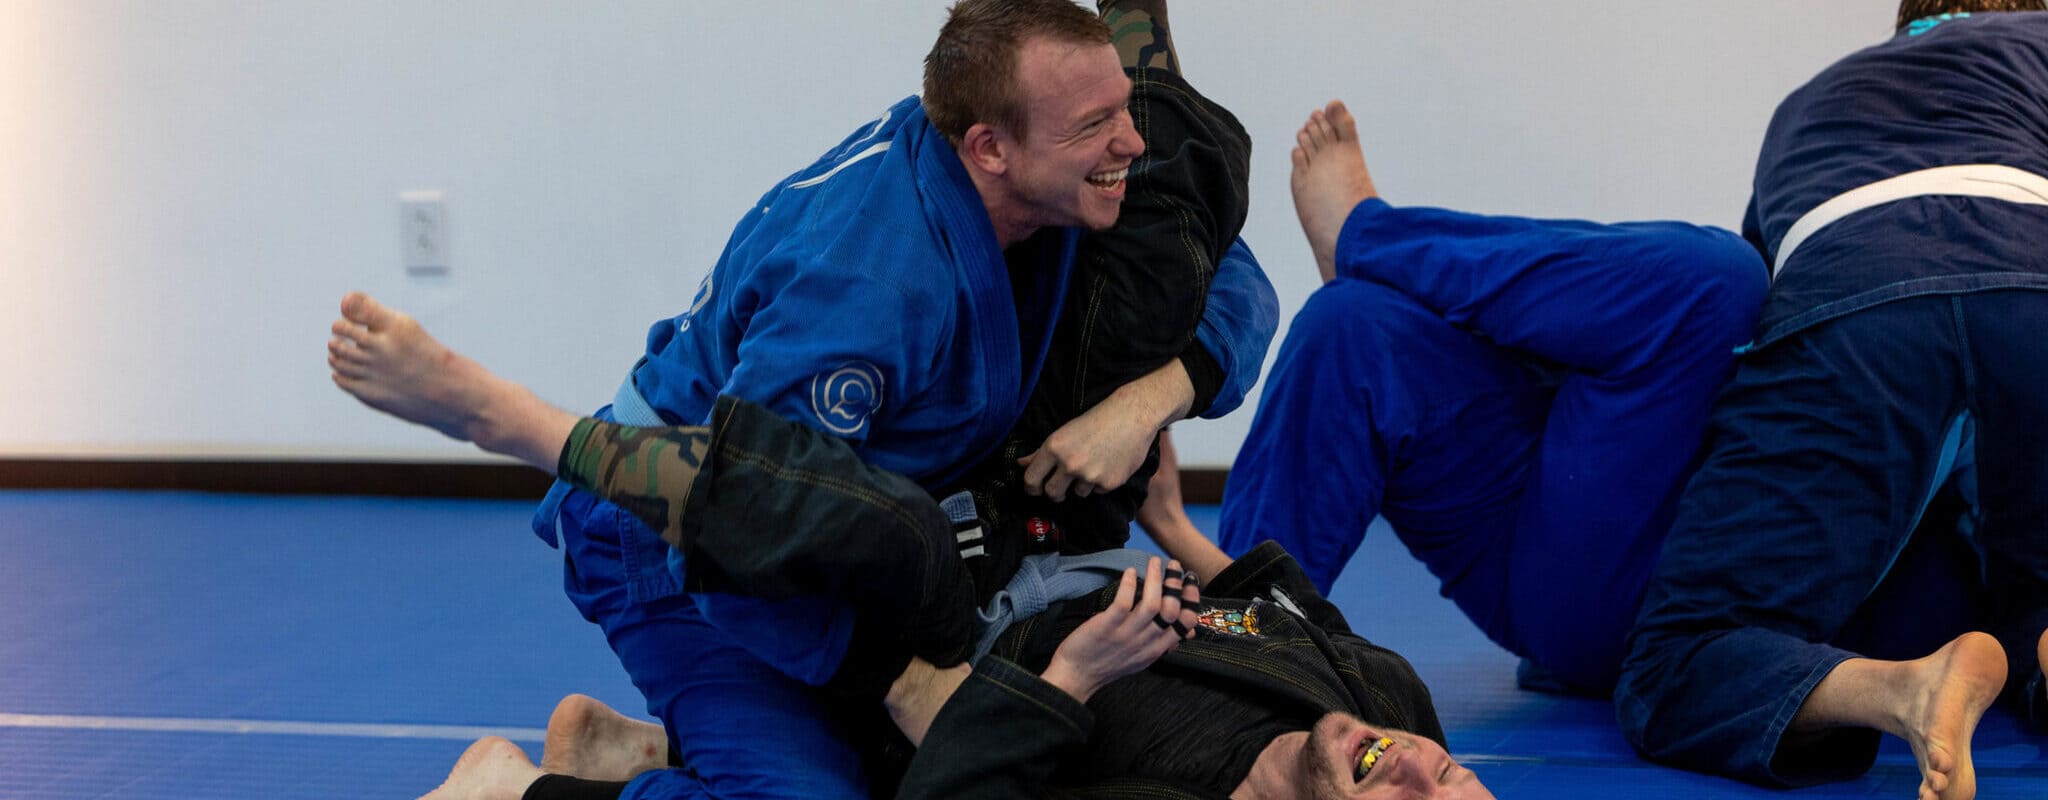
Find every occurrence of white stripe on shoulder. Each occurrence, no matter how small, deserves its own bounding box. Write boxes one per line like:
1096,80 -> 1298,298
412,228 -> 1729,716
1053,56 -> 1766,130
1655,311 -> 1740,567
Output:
791,141 -> 892,190
856,108 -> 892,147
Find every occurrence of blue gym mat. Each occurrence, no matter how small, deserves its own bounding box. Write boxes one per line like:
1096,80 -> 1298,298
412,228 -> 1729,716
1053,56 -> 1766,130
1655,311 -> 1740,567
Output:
1,490 -> 2041,797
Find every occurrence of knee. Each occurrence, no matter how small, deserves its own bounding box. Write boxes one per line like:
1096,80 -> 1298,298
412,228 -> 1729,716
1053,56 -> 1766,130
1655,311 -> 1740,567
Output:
1265,280 -> 1441,393
1290,279 -> 1444,350
1661,229 -> 1770,344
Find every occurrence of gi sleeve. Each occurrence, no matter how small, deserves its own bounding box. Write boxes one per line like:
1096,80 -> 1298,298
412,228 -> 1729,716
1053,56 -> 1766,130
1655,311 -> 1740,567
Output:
720,257 -> 939,447
896,656 -> 1095,800
1185,237 -> 1278,419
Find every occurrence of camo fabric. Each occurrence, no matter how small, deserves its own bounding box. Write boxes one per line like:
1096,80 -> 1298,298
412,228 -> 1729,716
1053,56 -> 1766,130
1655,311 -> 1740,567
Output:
555,417 -> 711,550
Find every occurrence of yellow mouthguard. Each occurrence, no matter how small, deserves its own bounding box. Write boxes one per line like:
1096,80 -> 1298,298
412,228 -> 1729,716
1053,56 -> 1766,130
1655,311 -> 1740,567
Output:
1359,736 -> 1394,773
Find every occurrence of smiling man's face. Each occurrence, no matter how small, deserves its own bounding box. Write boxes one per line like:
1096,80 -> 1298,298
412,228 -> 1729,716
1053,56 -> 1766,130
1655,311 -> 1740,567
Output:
997,36 -> 1143,234
1253,713 -> 1495,800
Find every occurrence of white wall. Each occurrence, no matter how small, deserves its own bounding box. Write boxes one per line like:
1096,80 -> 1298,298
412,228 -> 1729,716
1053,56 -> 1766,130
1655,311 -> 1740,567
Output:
0,0 -> 1898,467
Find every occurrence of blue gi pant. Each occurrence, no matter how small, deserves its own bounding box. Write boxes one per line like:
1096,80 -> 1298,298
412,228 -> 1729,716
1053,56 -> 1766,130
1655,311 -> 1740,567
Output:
1219,199 -> 1766,692
1617,290 -> 2048,786
549,480 -> 869,800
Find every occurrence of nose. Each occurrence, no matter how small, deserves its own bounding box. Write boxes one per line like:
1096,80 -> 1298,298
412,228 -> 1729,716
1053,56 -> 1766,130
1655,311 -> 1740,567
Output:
1110,109 -> 1143,158
1380,750 -> 1439,791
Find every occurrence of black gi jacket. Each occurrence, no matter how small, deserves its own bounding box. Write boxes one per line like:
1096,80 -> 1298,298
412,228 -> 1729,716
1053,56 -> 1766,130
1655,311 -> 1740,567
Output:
898,541 -> 1445,799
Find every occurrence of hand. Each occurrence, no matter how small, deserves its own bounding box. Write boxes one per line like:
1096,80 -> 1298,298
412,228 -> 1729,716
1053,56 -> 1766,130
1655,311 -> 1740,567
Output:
1018,412 -> 1158,502
1019,360 -> 1194,502
1041,557 -> 1201,703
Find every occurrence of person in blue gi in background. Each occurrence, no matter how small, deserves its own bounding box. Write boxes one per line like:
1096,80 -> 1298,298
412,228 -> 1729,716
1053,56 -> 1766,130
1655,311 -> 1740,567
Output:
1136,98 -> 1768,697
331,1 -> 1274,797
1616,3 -> 2048,799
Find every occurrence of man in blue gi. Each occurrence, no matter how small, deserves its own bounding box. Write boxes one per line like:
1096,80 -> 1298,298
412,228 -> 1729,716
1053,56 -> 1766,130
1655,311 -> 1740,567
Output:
1616,3 -> 2048,799
1134,99 -> 1768,696
331,1 -> 1274,797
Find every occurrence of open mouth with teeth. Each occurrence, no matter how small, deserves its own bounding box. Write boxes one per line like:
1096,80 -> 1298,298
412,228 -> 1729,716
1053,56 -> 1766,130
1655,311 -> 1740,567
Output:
1354,736 -> 1394,782
1086,167 -> 1128,191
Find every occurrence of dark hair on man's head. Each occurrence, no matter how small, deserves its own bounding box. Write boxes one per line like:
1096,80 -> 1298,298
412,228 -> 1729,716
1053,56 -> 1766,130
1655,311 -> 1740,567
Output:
922,0 -> 1113,144
1896,0 -> 2046,30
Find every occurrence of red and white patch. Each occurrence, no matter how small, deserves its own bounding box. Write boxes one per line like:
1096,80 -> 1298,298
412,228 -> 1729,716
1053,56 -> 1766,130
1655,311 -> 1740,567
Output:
1025,517 -> 1061,546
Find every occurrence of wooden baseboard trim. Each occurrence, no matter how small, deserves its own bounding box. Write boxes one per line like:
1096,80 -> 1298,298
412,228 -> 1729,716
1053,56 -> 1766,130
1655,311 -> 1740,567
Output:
0,459 -> 554,499
0,460 -> 1230,505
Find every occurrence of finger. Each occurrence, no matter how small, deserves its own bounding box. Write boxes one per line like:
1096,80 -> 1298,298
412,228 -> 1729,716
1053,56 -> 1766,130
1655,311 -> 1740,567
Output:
1044,469 -> 1076,503
1073,480 -> 1095,498
1139,557 -> 1165,614
1019,451 -> 1051,496
1111,567 -> 1138,611
1156,560 -> 1184,615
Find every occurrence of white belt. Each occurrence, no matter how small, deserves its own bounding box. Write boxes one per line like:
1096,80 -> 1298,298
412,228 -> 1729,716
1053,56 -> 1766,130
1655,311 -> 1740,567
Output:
1774,164 -> 2048,278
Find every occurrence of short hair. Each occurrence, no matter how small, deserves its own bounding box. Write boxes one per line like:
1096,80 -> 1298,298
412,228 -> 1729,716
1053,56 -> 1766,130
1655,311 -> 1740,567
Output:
922,0 -> 1113,144
1896,0 -> 2046,30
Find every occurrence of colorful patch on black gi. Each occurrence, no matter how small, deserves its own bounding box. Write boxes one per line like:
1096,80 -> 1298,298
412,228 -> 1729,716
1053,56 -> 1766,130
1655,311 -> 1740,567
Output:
1197,604 -> 1260,636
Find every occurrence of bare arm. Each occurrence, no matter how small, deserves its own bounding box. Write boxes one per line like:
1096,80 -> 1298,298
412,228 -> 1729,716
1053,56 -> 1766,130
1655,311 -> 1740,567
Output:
1135,429 -> 1233,582
1018,358 -> 1195,501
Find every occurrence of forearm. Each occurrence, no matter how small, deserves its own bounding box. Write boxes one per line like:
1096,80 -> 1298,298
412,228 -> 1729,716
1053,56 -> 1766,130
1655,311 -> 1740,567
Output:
1140,502 -> 1232,583
896,657 -> 1093,800
885,658 -> 972,747
1113,358 -> 1196,430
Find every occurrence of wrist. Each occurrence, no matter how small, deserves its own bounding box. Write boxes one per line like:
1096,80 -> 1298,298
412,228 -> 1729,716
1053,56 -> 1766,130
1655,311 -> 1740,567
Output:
1040,658 -> 1101,704
1117,361 -> 1195,429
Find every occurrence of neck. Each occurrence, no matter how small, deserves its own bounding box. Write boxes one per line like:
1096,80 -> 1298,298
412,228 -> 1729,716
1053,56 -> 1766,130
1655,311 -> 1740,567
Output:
1230,731 -> 1308,800
956,146 -> 1035,248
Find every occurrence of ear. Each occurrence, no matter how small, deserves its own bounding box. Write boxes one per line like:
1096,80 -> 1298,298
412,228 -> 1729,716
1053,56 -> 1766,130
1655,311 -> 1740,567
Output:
958,122 -> 1009,177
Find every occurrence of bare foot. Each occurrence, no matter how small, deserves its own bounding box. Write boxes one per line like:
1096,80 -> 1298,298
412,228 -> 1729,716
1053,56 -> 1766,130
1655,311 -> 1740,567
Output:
540,694 -> 669,781
1289,100 -> 1378,284
2037,627 -> 2048,725
1895,632 -> 2006,800
419,736 -> 544,800
328,292 -> 499,443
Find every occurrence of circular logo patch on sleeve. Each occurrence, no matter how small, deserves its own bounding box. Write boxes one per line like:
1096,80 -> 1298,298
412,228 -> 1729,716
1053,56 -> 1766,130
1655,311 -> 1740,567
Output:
810,360 -> 885,436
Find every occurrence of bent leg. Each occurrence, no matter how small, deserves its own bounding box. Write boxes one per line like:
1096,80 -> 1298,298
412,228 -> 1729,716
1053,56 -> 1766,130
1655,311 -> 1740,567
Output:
1331,198 -> 1767,380
1497,226 -> 1766,691
1219,279 -> 1548,600
555,489 -> 869,800
1957,290 -> 2048,726
1619,298 -> 1975,787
